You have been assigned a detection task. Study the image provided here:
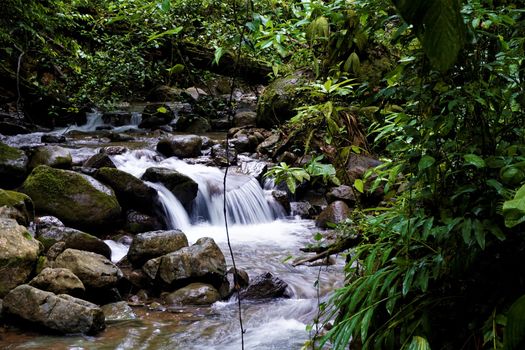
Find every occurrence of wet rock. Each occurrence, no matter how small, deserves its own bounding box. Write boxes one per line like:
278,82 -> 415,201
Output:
163,283 -> 220,305
210,117 -> 231,131
0,121 -> 31,135
124,210 -> 163,234
37,223 -> 111,259
108,132 -> 134,142
102,111 -> 132,126
101,301 -> 136,323
272,190 -> 290,213
346,153 -> 382,181
233,111 -> 257,127
240,272 -> 289,300
53,248 -> 123,290
0,218 -> 41,297
144,237 -> 226,289
20,166 -> 121,231
41,134 -> 66,144
139,104 -> 175,129
3,284 -> 105,334
316,200 -> 352,228
185,87 -> 207,100
238,160 -> 268,182
95,167 -> 159,214
0,141 -> 28,188
0,189 -> 34,226
29,267 -> 85,297
290,201 -> 316,219
28,145 -> 72,170
142,167 -> 198,207
101,146 -> 128,155
180,116 -> 211,134
46,242 -> 66,261
256,133 -> 280,155
83,153 -> 116,169
211,144 -> 237,166
157,134 -> 202,158
128,230 -> 189,268
219,267 -> 250,298
300,189 -> 327,214
231,134 -> 253,153
326,185 -> 356,205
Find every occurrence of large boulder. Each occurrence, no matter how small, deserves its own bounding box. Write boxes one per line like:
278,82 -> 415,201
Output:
240,272 -> 289,300
53,248 -> 122,290
143,237 -> 226,288
36,221 -> 111,259
256,71 -> 314,129
28,145 -> 72,170
95,167 -> 159,214
315,200 -> 352,228
326,185 -> 357,206
3,284 -> 105,334
0,189 -> 34,226
139,103 -> 175,129
29,267 -> 85,297
0,141 -> 28,188
156,135 -> 202,158
124,210 -> 164,234
19,166 -> 122,231
0,218 -> 41,297
83,153 -> 116,169
233,110 -> 257,128
162,283 -> 221,305
141,167 -> 198,207
127,230 -> 188,267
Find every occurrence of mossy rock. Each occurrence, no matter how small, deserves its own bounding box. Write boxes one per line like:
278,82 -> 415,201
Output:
0,218 -> 41,297
256,70 -> 314,129
95,167 -> 159,214
28,146 -> 72,170
19,166 -> 121,232
0,189 -> 34,226
0,142 -> 28,189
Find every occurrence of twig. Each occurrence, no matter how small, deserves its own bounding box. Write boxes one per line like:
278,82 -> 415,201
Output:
13,44 -> 25,119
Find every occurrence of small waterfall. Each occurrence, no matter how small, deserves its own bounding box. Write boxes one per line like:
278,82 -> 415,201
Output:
111,150 -> 285,226
147,181 -> 191,231
130,112 -> 142,126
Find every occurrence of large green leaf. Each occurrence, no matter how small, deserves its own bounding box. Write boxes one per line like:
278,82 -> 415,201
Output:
502,184 -> 525,228
504,294 -> 525,350
392,0 -> 466,72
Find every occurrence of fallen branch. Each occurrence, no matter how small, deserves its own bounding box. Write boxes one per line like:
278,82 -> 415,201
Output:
293,235 -> 362,266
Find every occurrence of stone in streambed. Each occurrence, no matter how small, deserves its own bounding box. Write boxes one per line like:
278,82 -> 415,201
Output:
156,134 -> 202,158
141,167 -> 198,207
315,200 -> 352,229
0,189 -> 34,226
163,283 -> 220,305
28,145 -> 72,170
2,284 -> 105,334
127,229 -> 188,267
29,267 -> 85,297
0,141 -> 28,189
240,272 -> 289,300
19,165 -> 121,231
0,218 -> 41,297
101,301 -> 136,323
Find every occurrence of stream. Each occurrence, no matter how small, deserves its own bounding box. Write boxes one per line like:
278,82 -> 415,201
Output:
0,112 -> 344,349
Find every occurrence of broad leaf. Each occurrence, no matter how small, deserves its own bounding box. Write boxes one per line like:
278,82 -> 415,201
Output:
407,336 -> 431,350
502,184 -> 525,228
504,294 -> 525,350
354,179 -> 364,193
464,154 -> 486,168
418,155 -> 436,171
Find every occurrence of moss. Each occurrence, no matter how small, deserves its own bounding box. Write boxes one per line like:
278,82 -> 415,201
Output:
0,142 -> 25,162
0,189 -> 31,207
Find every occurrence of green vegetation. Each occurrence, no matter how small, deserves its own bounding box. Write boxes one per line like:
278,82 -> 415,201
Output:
2,0 -> 525,349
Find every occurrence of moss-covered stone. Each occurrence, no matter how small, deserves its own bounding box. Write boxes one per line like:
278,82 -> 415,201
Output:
256,70 -> 314,129
0,218 -> 41,297
0,189 -> 34,225
0,142 -> 28,188
19,165 -> 121,232
28,146 -> 72,170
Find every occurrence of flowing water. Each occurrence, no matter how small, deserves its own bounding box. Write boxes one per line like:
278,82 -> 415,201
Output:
0,121 -> 344,350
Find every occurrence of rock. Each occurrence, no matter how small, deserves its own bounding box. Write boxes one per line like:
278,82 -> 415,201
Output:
139,104 -> 175,129
180,116 -> 211,134
326,185 -> 356,205
83,153 -> 116,169
101,301 -> 136,323
0,218 -> 41,297
127,230 -> 188,267
142,167 -> 198,207
346,153 -> 382,181
238,160 -> 268,182
41,134 -> 66,143
272,190 -> 290,213
29,267 -> 85,296
53,248 -> 122,290
108,132 -> 134,142
163,283 -> 220,305
46,242 -> 66,261
256,71 -> 314,128
290,201 -> 316,219
300,189 -> 327,214
28,145 -> 72,170
101,146 -> 128,155
211,144 -> 237,166
233,111 -> 257,127
124,210 -> 163,234
102,111 -> 132,126
210,117 -> 231,131
20,166 -> 122,231
185,87 -> 207,100
156,134 -> 202,158
37,224 -> 111,259
0,121 -> 31,135
231,134 -> 253,153
95,167 -> 159,213
0,142 -> 28,188
240,272 -> 289,300
144,237 -> 226,289
3,284 -> 105,334
0,189 -> 34,226
315,200 -> 352,228
256,133 -> 280,155
219,267 -> 250,298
